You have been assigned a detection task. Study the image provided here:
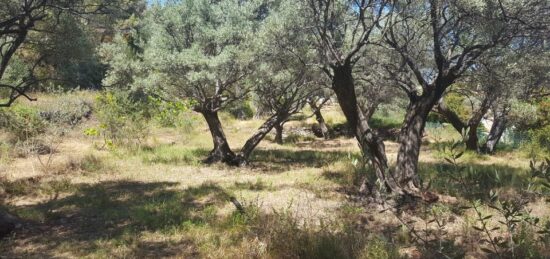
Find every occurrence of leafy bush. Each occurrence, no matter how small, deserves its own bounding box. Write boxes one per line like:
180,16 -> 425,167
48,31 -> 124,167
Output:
227,100 -> 254,120
148,97 -> 197,130
427,92 -> 470,123
525,125 -> 550,157
38,95 -> 93,126
0,105 -> 46,141
90,90 -> 152,149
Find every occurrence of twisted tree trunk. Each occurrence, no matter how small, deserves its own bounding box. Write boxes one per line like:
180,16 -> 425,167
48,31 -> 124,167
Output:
482,105 -> 509,154
274,122 -> 284,144
201,110 -> 236,164
395,97 -> 434,192
436,94 -> 493,152
233,114 -> 286,166
331,63 -> 401,195
309,100 -> 331,139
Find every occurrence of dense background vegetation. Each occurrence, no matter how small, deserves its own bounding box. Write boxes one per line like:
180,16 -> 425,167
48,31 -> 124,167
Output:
1,0 -> 550,258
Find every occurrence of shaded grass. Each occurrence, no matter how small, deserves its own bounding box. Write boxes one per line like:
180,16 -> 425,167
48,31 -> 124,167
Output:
250,148 -> 357,172
1,178 -> 402,258
138,145 -> 210,166
1,181 -> 231,257
419,162 -> 530,200
0,177 -> 77,200
231,178 -> 274,192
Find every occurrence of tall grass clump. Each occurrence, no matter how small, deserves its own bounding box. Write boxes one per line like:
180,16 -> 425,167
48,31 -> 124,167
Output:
221,202 -> 400,259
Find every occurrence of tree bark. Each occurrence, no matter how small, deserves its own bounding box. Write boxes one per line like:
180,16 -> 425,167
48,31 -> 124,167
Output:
274,122 -> 284,144
465,123 -> 480,151
395,97 -> 434,192
233,114 -> 284,166
309,100 -> 331,139
465,96 -> 493,151
482,105 -> 509,154
331,63 -> 402,195
201,110 -> 236,163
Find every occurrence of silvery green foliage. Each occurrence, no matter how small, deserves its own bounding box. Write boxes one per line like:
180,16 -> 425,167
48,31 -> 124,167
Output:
102,0 -> 263,111
383,0 -> 548,94
302,0 -> 391,68
252,0 -> 324,115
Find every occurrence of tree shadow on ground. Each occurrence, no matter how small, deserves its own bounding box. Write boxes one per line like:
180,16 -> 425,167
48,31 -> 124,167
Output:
0,180 -> 231,258
249,148 -> 354,173
138,145 -> 210,166
318,159 -> 531,201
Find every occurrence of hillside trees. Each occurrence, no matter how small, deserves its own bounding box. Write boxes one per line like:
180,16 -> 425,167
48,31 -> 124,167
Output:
298,0 -> 549,197
436,42 -> 550,153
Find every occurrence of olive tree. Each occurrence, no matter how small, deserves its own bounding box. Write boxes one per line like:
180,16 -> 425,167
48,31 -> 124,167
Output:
135,0 -> 259,163
302,0 -> 402,195
250,1 -> 325,145
377,0 -> 548,194
103,0 -> 320,165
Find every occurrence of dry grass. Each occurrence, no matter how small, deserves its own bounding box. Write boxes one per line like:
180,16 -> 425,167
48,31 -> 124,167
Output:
1,93 -> 549,258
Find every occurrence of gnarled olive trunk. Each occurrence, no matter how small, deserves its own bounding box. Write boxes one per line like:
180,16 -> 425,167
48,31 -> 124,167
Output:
331,63 -> 401,195
201,110 -> 235,163
309,100 -> 331,139
465,123 -> 480,151
482,105 -> 509,154
233,114 -> 285,166
274,123 -> 284,144
465,96 -> 493,151
395,98 -> 434,191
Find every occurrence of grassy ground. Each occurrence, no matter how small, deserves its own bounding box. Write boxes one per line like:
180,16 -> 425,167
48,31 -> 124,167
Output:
1,93 -> 549,258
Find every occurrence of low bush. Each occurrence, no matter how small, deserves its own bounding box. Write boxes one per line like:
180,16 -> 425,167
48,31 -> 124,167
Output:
38,95 -> 93,126
0,105 -> 46,142
525,125 -> 550,157
149,97 -> 194,128
227,100 -> 254,120
89,90 -> 152,149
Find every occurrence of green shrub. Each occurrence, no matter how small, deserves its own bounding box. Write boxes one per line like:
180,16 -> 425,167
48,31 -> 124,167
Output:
227,100 -> 254,120
92,90 -> 152,149
38,95 -> 93,126
149,97 -> 192,127
0,105 -> 46,141
526,125 -> 550,157
361,236 -> 401,259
